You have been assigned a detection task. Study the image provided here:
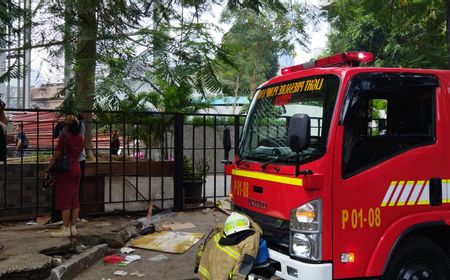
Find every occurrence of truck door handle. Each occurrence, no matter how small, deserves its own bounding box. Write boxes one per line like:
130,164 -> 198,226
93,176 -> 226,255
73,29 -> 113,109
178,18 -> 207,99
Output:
253,186 -> 263,193
429,178 -> 442,206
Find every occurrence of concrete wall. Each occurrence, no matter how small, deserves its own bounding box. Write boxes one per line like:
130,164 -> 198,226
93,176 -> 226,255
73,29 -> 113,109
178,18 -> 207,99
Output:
103,176 -> 174,212
0,163 -> 53,220
102,174 -> 230,212
182,123 -> 240,172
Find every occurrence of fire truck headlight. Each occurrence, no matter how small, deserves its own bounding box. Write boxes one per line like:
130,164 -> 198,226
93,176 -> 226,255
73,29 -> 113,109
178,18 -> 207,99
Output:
290,199 -> 321,232
290,199 -> 322,260
290,233 -> 321,260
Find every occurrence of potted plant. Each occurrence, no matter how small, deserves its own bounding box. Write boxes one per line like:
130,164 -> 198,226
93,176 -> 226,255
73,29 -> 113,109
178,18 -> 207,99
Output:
183,156 -> 208,205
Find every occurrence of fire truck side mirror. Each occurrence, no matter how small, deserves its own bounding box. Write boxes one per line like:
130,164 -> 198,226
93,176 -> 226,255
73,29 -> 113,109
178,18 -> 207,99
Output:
288,114 -> 311,153
429,178 -> 442,206
223,127 -> 232,161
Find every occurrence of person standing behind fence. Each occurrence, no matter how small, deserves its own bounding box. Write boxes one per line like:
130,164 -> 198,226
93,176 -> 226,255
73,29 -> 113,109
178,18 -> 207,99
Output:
45,115 -> 84,238
110,129 -> 120,155
15,123 -> 28,157
0,101 -> 7,161
77,114 -> 87,217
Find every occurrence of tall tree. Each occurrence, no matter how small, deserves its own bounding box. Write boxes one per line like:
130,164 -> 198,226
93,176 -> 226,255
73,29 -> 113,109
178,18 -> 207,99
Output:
32,0 -> 289,108
218,12 -> 278,99
217,3 -> 321,99
325,0 -> 448,69
26,0 -> 290,158
75,0 -> 97,158
3,0 -> 300,157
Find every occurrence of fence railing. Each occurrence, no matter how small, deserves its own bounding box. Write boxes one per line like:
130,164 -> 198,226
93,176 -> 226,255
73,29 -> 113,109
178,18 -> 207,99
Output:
0,109 -> 244,221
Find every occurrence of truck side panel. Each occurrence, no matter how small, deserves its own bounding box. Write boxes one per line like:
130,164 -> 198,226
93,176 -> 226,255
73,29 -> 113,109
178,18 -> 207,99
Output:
332,73 -> 448,279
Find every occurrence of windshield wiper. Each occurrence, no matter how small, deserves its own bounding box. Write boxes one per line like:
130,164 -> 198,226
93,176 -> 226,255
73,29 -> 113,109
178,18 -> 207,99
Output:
236,156 -> 248,166
260,151 -> 324,172
261,154 -> 296,170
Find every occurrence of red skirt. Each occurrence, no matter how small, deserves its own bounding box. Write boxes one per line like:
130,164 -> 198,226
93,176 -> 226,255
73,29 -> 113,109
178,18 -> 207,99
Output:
55,161 -> 81,210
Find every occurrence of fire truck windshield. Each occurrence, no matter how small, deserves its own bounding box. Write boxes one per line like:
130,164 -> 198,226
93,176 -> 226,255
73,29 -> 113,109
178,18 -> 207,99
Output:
239,75 -> 340,164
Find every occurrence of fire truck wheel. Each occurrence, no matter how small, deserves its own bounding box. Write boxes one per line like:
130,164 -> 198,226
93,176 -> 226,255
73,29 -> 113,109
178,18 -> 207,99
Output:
384,236 -> 450,280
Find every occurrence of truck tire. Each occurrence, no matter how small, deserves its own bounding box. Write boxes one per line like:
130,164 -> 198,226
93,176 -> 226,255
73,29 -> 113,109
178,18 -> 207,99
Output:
384,235 -> 450,280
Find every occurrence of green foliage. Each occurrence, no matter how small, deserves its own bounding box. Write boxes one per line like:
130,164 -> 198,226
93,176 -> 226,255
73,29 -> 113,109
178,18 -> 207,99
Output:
325,0 -> 448,69
183,155 -> 209,181
145,79 -> 211,113
226,0 -> 286,14
25,0 -> 297,113
327,14 -> 385,56
3,0 -> 311,113
215,3 -> 320,98
0,1 -> 23,45
0,0 -> 27,83
218,9 -> 281,97
94,91 -> 175,153
372,99 -> 387,119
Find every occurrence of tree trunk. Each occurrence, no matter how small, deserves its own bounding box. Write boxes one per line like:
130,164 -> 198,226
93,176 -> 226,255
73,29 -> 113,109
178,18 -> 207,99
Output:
232,75 -> 240,114
250,62 -> 258,98
75,0 -> 97,160
249,44 -> 260,98
63,0 -> 74,89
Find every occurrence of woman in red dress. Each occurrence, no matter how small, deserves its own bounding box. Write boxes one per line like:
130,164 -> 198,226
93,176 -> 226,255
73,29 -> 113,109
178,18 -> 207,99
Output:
45,115 -> 84,238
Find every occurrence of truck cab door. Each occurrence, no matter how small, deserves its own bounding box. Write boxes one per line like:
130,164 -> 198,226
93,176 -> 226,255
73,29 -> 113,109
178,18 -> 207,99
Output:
331,72 -> 442,279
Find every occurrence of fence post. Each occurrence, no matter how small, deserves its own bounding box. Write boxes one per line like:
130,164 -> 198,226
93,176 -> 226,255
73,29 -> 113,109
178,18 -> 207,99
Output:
173,113 -> 184,211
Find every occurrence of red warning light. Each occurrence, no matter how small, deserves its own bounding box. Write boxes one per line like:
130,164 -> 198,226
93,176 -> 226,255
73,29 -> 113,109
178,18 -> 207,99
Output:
281,52 -> 374,75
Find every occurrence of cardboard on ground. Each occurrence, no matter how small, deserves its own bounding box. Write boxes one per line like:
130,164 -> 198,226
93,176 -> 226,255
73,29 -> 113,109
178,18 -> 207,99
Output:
161,222 -> 196,230
131,231 -> 204,254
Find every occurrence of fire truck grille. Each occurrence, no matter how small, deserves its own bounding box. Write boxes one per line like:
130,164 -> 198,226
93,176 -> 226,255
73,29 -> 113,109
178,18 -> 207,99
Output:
234,206 -> 290,254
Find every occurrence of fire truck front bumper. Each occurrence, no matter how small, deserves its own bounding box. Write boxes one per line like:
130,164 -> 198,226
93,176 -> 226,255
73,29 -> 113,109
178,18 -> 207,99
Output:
257,249 -> 332,280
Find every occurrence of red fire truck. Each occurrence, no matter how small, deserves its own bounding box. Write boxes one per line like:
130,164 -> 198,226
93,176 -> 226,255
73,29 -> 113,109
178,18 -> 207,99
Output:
223,52 -> 450,279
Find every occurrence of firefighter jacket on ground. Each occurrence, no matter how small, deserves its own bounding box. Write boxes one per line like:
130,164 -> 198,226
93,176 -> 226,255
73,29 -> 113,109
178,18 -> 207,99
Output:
196,213 -> 262,280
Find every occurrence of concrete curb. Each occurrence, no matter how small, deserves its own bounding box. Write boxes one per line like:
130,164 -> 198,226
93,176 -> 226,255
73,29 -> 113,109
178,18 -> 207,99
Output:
48,244 -> 108,280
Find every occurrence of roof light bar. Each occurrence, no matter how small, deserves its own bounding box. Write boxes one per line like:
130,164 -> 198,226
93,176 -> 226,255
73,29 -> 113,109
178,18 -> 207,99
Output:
281,51 -> 374,75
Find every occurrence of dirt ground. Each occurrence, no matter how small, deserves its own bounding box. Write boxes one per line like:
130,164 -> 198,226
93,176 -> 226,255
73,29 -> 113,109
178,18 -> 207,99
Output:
0,209 -> 227,280
73,209 -> 226,280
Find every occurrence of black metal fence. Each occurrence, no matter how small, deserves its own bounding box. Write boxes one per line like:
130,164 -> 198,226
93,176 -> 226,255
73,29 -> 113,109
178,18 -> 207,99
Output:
0,109 -> 244,221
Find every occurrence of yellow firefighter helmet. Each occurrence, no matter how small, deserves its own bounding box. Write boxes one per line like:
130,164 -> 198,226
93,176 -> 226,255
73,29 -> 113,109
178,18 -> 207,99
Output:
224,212 -> 251,236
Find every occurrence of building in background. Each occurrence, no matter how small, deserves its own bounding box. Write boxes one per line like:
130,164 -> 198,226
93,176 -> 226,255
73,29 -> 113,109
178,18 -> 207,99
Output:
30,83 -> 64,109
202,96 -> 250,115
0,0 -> 32,109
